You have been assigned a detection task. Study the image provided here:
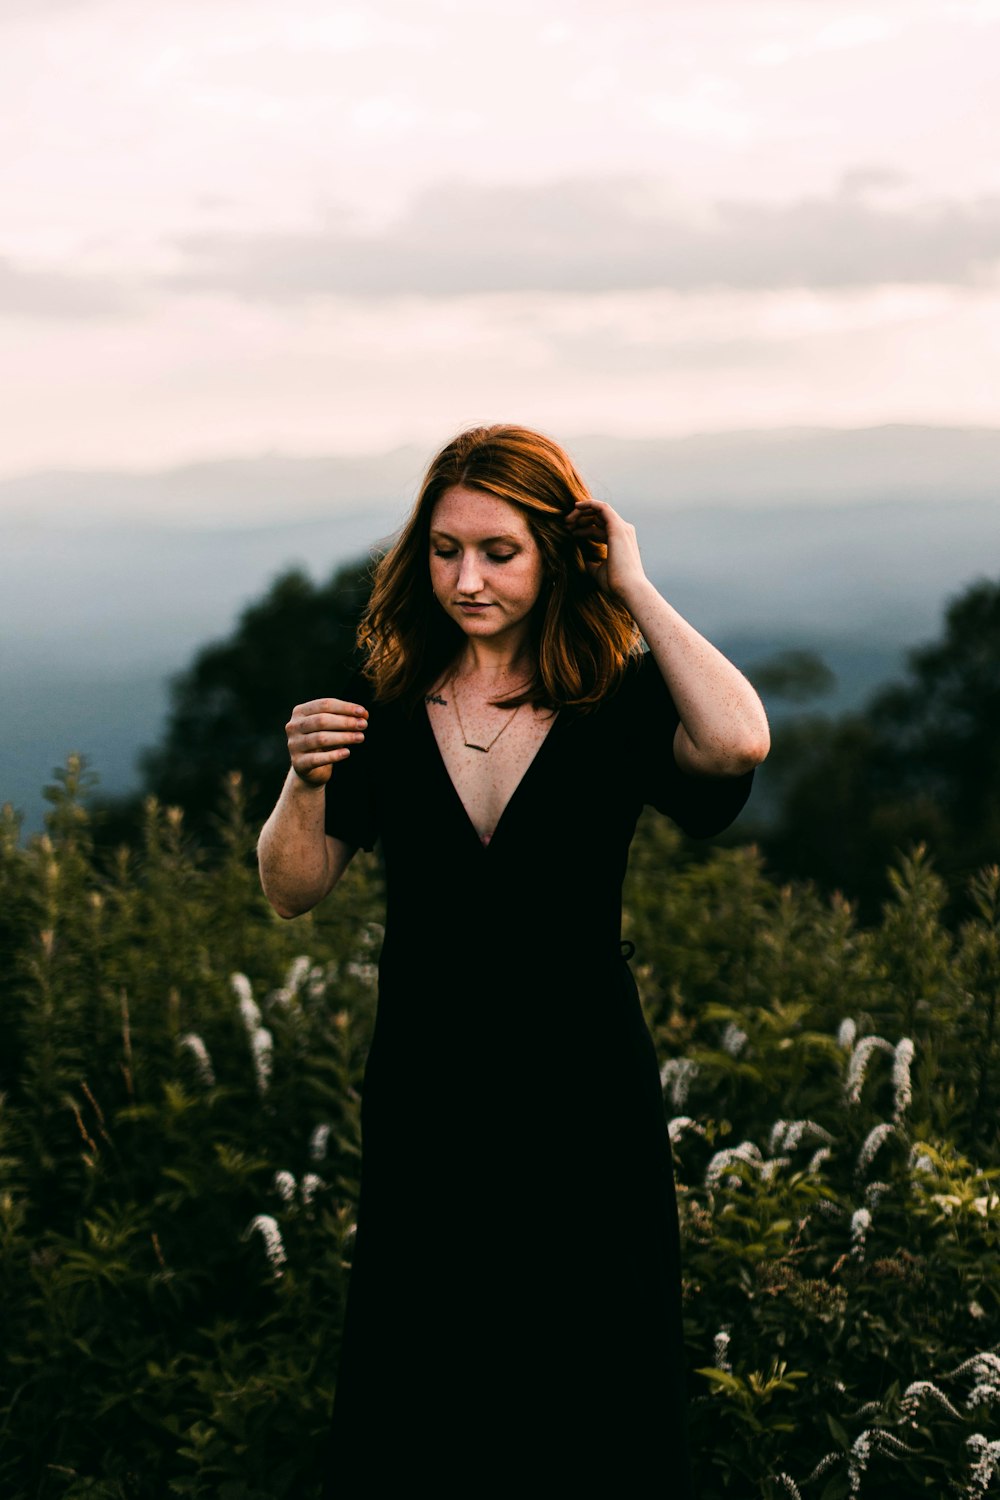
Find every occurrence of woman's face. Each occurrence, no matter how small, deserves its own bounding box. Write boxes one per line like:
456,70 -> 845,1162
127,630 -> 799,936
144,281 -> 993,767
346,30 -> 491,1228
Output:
429,485 -> 547,645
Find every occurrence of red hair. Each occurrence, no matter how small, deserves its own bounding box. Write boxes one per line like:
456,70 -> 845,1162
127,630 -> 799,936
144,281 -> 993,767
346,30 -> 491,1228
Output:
357,424 -> 642,712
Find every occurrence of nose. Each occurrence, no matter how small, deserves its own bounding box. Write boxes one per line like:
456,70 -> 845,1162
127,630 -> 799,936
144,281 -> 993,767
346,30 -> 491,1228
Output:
456,551 -> 484,596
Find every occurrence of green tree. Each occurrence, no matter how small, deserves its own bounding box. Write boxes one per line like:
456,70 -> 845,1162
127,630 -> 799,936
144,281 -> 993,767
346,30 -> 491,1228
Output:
97,558 -> 373,846
749,648 -> 837,706
763,576 -> 1000,913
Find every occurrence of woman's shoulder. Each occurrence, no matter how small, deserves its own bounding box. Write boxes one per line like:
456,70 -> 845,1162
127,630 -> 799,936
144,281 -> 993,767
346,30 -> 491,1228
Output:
339,666 -> 374,712
557,650 -> 669,739
341,665 -> 395,709
599,648 -> 669,709
340,666 -> 423,733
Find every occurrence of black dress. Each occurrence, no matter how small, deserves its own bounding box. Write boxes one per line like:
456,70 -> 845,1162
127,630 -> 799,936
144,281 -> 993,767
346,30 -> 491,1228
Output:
321,650 -> 754,1496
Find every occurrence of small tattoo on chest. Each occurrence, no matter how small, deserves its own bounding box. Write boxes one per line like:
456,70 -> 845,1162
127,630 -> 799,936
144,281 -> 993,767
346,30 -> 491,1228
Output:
425,692 -> 448,706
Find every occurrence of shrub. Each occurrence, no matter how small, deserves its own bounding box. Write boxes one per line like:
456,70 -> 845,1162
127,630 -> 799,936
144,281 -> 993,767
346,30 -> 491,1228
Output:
0,764 -> 997,1497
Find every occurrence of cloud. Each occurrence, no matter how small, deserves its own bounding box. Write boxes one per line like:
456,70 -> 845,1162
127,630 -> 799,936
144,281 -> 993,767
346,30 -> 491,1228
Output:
0,0 -> 97,16
5,172 -> 999,322
162,174 -> 1000,302
0,256 -> 140,320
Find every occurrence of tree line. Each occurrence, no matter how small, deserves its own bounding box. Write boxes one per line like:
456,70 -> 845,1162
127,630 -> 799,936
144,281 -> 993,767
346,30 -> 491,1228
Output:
91,559 -> 1000,921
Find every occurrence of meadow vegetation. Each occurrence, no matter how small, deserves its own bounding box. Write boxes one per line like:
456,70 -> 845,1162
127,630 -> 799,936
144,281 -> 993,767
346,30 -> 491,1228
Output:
1,756 -> 997,1496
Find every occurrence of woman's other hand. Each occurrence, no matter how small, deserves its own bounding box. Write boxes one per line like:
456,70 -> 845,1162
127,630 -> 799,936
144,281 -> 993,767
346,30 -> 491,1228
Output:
563,497 -> 648,601
285,697 -> 369,785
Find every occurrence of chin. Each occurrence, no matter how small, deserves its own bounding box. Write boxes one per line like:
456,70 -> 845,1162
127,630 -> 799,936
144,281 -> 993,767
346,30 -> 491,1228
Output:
454,611 -> 500,628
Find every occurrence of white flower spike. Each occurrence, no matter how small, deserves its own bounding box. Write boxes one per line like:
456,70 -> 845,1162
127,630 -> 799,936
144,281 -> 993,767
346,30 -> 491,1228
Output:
243,1214 -> 287,1278
892,1037 -> 915,1120
272,1170 -> 296,1203
177,1032 -> 216,1087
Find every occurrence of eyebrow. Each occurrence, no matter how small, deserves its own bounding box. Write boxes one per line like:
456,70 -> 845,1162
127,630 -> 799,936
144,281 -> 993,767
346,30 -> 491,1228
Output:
430,530 -> 522,546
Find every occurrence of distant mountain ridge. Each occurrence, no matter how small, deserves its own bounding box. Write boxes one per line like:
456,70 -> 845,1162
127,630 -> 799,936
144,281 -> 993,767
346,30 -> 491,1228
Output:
3,422 -> 999,528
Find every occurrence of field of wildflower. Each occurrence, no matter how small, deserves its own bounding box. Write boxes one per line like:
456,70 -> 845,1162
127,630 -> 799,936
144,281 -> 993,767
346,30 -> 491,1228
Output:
1,757 -> 998,1498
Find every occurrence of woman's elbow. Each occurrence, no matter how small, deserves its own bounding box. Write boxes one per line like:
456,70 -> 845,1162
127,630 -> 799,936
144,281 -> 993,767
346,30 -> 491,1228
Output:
260,863 -> 343,918
677,710 -> 770,777
727,701 -> 771,772
258,864 -> 320,920
740,725 -> 770,770
269,895 -> 308,920
709,729 -> 770,777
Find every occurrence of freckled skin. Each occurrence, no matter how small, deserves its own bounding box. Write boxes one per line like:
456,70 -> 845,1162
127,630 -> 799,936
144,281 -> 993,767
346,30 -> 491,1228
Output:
426,485 -> 558,845
428,484 -> 547,661
425,489 -> 563,846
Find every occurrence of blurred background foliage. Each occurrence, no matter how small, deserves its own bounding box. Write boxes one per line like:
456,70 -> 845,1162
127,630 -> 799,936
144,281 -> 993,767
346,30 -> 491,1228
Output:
94,559 -> 374,849
758,579 -> 1000,917
1,565 -> 999,1496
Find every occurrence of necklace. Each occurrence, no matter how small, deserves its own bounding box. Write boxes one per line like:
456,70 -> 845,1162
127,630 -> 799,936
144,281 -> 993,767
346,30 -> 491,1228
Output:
447,670 -> 527,753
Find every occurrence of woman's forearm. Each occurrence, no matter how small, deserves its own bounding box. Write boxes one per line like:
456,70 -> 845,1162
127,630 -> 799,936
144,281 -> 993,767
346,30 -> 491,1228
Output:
257,768 -> 347,918
621,577 -> 770,776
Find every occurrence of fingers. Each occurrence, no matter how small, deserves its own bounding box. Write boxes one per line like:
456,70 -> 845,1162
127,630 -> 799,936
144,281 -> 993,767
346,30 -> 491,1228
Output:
565,497 -> 639,547
561,498 -> 646,600
285,696 -> 369,783
295,711 -> 368,737
288,699 -> 368,734
295,697 -> 369,719
564,497 -> 611,536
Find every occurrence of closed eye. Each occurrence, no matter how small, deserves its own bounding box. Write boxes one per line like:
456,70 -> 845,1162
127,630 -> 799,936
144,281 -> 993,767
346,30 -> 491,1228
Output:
432,548 -> 515,563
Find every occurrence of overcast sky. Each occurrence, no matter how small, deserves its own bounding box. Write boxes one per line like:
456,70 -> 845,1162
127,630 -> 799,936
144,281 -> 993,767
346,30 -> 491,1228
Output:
3,0 -> 999,478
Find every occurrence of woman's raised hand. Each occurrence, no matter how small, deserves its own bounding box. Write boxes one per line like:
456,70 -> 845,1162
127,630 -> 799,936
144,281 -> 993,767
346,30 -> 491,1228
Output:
285,697 -> 369,785
562,497 -> 648,602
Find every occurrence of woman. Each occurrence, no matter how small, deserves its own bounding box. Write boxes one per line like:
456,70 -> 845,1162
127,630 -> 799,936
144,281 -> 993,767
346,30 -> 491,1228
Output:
257,424 -> 769,1495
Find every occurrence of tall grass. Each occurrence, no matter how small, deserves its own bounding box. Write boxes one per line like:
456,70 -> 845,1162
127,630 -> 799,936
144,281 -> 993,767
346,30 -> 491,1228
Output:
0,757 -> 997,1497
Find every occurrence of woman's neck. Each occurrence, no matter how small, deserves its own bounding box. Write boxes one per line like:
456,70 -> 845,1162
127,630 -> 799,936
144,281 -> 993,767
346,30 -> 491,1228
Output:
454,638 -> 534,687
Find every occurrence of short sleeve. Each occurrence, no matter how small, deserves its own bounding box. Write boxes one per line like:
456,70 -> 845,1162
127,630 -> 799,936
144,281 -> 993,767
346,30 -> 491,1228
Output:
323,672 -> 378,853
629,651 -> 755,839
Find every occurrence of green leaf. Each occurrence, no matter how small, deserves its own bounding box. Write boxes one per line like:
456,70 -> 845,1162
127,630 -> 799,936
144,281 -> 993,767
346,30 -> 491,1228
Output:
826,1413 -> 851,1451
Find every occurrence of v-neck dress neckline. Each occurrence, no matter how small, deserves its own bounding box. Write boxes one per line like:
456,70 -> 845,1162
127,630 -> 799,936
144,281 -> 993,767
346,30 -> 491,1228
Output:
422,699 -> 563,851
